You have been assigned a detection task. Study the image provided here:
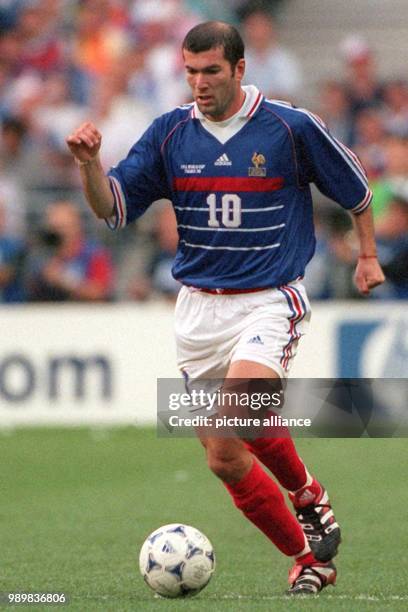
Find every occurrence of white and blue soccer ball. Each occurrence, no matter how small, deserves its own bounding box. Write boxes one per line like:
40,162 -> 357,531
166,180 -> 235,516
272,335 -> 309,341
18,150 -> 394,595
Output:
139,523 -> 215,598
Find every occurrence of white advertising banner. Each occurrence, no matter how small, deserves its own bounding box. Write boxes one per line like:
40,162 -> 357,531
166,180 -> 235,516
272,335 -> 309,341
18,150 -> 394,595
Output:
291,301 -> 407,379
0,302 -> 406,426
0,304 -> 178,426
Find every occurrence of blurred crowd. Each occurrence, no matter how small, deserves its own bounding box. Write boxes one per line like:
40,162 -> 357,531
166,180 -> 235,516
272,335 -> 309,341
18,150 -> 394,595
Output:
0,0 -> 406,304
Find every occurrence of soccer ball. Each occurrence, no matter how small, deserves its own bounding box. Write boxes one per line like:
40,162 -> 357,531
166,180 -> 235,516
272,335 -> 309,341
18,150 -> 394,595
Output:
139,523 -> 215,598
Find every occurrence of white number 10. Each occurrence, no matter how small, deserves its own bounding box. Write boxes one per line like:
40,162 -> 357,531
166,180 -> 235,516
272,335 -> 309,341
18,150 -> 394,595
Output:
206,193 -> 242,228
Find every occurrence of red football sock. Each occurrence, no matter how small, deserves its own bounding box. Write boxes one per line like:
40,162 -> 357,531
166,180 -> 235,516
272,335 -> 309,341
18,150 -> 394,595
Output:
224,459 -> 307,556
289,478 -> 322,508
245,437 -> 307,491
296,550 -> 319,566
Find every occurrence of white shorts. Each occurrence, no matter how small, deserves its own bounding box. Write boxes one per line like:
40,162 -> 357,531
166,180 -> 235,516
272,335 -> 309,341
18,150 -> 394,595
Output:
174,280 -> 311,382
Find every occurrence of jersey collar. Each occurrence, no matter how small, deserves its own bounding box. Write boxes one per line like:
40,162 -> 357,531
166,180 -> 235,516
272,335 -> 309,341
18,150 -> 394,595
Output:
190,85 -> 263,121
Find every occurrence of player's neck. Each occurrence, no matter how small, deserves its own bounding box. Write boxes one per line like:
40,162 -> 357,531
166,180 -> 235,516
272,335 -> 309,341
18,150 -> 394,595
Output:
205,88 -> 246,123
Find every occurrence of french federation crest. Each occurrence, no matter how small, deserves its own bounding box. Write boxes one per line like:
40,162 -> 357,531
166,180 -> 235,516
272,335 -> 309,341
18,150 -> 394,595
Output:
249,152 -> 267,176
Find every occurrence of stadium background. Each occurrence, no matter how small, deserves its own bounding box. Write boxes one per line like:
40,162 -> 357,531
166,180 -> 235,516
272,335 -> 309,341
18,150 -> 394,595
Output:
1,1 -> 407,609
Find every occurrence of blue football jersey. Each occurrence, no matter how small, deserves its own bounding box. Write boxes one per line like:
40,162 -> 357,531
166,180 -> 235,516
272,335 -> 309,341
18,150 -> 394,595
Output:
107,87 -> 371,289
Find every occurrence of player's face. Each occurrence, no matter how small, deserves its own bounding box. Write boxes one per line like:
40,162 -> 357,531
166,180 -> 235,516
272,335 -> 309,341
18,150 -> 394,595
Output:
183,47 -> 245,121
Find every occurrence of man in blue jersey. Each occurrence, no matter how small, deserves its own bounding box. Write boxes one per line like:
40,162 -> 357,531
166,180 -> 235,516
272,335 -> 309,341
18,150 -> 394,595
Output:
66,21 -> 385,595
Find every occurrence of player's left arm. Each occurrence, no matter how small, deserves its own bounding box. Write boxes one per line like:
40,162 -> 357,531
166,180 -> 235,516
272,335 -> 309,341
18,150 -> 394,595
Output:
296,111 -> 385,295
351,206 -> 385,295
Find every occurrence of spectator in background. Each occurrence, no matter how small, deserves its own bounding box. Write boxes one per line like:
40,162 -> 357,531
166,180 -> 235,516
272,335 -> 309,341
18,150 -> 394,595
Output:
127,44 -> 163,116
0,118 -> 28,237
71,0 -> 129,79
128,201 -> 180,301
302,213 -> 331,300
0,0 -> 25,31
318,80 -> 354,147
90,58 -> 153,168
0,198 -> 26,303
149,203 -> 180,299
1,70 -> 85,189
304,209 -> 361,300
31,72 -> 87,152
0,28 -> 22,79
129,0 -> 192,113
185,0 -> 240,23
28,200 -> 114,301
14,0 -> 64,75
375,191 -> 408,299
127,1 -> 197,116
242,9 -> 302,100
370,134 -> 408,220
340,34 -> 383,118
0,62 -> 14,119
0,176 -> 26,239
382,79 -> 408,137
0,115 -> 28,170
1,88 -> 82,192
353,108 -> 386,178
323,211 -> 361,299
235,0 -> 285,21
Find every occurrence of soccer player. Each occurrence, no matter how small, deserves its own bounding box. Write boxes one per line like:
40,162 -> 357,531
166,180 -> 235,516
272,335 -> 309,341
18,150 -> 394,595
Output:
66,22 -> 385,595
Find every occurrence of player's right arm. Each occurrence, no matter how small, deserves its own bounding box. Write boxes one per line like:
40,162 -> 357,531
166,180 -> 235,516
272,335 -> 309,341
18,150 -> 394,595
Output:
66,122 -> 114,220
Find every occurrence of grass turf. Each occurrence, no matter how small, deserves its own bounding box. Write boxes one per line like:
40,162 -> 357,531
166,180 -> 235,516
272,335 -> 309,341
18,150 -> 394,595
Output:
0,429 -> 407,611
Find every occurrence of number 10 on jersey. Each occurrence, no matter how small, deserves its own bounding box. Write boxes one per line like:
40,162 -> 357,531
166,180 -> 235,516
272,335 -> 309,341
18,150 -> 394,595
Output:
207,193 -> 242,228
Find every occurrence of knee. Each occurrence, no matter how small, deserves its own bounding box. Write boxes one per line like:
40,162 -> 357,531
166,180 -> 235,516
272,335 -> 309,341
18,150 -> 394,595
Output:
208,455 -> 236,481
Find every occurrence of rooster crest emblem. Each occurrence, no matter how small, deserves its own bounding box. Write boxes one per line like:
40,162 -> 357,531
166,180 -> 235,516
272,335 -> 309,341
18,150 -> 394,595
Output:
249,152 -> 267,176
252,152 -> 266,167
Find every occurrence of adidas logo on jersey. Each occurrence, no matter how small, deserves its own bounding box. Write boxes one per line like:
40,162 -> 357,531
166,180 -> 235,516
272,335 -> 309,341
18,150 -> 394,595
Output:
214,153 -> 232,166
248,335 -> 264,345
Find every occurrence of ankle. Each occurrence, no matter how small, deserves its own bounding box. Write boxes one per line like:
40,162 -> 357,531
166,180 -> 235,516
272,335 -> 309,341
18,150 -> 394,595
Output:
295,550 -> 318,567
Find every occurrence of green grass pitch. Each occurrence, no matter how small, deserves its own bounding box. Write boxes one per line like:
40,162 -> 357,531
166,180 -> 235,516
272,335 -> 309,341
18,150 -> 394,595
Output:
1,428 -> 407,611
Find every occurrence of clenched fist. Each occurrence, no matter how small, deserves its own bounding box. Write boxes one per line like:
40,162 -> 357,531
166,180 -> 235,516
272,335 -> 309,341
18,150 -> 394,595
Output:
354,257 -> 385,296
66,122 -> 102,163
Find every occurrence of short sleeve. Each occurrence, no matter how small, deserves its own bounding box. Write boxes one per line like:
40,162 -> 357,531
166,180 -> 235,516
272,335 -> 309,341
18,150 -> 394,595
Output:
106,119 -> 171,230
297,111 -> 372,215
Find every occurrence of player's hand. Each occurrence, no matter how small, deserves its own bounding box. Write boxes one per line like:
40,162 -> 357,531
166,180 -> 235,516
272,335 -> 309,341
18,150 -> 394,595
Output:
66,122 -> 102,163
353,257 -> 385,296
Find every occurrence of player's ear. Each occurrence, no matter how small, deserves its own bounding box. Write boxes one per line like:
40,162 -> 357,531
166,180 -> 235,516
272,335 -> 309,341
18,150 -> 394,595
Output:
234,58 -> 245,82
